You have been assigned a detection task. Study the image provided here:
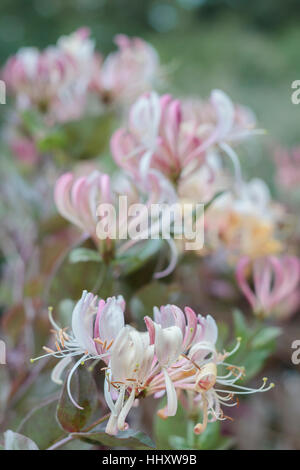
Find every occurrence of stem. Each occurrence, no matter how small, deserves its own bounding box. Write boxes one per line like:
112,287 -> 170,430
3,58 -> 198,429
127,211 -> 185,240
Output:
46,412 -> 111,450
47,435 -> 73,451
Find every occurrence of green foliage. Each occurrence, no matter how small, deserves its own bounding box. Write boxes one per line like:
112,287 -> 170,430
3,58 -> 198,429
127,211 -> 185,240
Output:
69,248 -> 102,264
113,239 -> 163,276
154,400 -> 233,450
56,365 -> 98,433
17,398 -> 63,449
72,425 -> 156,450
221,310 -> 281,381
130,280 -> 180,324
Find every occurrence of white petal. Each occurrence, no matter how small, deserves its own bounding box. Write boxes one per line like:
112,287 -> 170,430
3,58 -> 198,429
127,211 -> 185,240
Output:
154,323 -> 183,367
51,356 -> 72,385
117,387 -> 136,431
72,291 -> 98,355
163,368 -> 177,416
98,297 -> 125,344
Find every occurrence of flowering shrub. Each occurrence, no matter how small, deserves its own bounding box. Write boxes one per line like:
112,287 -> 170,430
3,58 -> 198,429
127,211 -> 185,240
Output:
0,28 -> 299,451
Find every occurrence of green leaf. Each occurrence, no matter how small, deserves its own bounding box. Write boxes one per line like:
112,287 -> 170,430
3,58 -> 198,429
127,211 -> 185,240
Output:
130,280 -> 179,324
195,421 -> 234,450
114,239 -> 162,276
155,399 -> 233,450
37,129 -> 67,152
229,311 -> 280,381
73,425 -> 156,450
154,398 -> 186,450
57,364 -> 98,433
3,430 -> 39,450
17,397 -> 62,449
69,248 -> 102,264
251,326 -> 281,349
21,109 -> 45,135
233,309 -> 249,340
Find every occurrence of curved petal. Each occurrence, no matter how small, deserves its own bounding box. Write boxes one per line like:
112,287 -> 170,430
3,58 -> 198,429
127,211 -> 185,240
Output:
51,356 -> 71,385
163,368 -> 177,416
72,291 -> 98,355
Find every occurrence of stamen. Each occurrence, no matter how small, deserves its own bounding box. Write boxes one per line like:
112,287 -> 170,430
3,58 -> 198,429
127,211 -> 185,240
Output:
43,346 -> 55,354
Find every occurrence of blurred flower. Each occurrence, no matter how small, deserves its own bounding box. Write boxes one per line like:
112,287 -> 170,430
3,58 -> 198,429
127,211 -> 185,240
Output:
111,90 -> 262,187
2,28 -> 96,123
236,255 -> 300,318
54,170 -> 112,244
274,145 -> 300,190
54,168 -> 179,276
92,34 -> 160,105
206,178 -> 284,260
183,91 -> 262,146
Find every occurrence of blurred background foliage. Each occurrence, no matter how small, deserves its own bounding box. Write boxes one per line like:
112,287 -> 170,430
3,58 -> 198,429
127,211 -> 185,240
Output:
1,0 -> 300,147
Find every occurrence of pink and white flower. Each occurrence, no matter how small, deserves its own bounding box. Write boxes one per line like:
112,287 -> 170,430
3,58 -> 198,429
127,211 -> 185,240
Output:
35,295 -> 274,435
54,170 -> 112,244
274,145 -> 300,190
32,291 -> 125,409
105,326 -> 154,435
2,28 -> 97,123
236,255 -> 300,317
111,90 -> 262,186
93,35 -> 160,105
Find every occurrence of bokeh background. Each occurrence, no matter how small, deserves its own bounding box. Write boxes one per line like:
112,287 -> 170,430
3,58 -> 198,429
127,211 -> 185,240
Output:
1,0 -> 300,450
1,0 -> 300,146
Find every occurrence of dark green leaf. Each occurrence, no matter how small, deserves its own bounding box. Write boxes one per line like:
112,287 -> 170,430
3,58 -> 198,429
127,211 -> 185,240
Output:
73,425 -> 155,450
18,397 -> 62,449
57,364 -> 98,433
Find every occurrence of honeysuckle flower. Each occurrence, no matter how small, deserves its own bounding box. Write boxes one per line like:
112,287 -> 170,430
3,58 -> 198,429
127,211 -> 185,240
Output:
57,27 -> 95,69
144,308 -> 273,433
32,291 -> 125,409
54,168 -> 180,277
94,295 -> 125,357
111,92 -> 207,184
111,90 -> 262,187
105,326 -> 154,435
274,145 -> 300,190
92,35 -> 160,105
206,178 -> 284,260
2,29 -> 97,123
189,363 -> 273,435
236,255 -> 300,318
183,90 -> 262,147
54,170 -> 112,244
145,305 -> 201,417
34,294 -> 274,436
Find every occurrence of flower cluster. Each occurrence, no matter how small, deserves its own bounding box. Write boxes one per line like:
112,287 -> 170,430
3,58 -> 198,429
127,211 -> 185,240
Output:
2,29 -> 161,165
2,29 -> 161,123
111,89 -> 259,185
33,290 -> 273,436
110,90 -> 287,264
